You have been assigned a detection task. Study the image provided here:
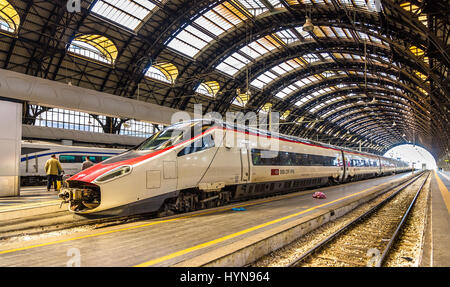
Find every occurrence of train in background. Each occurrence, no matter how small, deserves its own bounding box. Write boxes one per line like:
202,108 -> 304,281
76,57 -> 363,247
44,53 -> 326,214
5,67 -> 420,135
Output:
59,119 -> 411,217
20,141 -> 126,186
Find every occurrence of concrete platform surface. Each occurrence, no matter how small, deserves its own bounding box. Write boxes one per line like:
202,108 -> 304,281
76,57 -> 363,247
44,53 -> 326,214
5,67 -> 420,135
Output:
0,187 -> 59,212
0,173 -> 413,267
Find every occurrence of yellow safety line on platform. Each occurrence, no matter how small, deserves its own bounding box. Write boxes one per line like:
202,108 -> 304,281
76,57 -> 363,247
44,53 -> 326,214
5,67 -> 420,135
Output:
0,174 -> 406,257
134,176 -> 401,267
434,171 -> 450,214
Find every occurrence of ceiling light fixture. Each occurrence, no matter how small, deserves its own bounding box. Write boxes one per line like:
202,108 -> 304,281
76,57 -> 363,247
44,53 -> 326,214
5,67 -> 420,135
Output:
303,16 -> 315,32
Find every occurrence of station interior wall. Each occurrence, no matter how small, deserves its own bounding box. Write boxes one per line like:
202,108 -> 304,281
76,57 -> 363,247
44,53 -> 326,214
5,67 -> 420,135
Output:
0,100 -> 21,197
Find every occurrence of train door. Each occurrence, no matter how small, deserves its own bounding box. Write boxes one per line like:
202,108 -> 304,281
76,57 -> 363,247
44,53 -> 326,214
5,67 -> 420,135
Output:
177,134 -> 216,190
340,150 -> 346,182
160,150 -> 177,194
376,156 -> 382,176
240,144 -> 250,182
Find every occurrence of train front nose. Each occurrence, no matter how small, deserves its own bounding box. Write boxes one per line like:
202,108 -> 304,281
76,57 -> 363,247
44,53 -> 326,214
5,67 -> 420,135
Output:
59,182 -> 101,212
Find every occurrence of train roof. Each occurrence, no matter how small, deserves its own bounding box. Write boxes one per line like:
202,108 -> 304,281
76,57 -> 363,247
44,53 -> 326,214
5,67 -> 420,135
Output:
177,119 -> 407,164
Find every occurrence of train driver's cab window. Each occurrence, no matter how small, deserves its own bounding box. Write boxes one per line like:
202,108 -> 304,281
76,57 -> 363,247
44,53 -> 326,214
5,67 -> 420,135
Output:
177,134 -> 215,157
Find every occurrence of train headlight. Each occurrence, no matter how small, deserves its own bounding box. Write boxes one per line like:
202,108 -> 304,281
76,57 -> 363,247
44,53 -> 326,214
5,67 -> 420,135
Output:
94,165 -> 132,183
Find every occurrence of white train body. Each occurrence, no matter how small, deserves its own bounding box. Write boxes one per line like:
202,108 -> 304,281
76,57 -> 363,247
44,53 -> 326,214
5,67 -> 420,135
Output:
20,141 -> 125,185
60,120 -> 411,217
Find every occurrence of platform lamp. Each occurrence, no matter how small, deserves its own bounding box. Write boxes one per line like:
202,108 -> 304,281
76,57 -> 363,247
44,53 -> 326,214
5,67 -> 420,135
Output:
302,16 -> 315,32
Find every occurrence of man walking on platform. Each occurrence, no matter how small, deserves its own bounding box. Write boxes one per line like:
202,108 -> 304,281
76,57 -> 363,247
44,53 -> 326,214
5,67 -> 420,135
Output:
44,154 -> 63,191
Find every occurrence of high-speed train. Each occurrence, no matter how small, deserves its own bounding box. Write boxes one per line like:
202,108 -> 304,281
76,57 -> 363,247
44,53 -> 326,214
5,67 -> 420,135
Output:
59,120 -> 411,217
20,141 -> 126,185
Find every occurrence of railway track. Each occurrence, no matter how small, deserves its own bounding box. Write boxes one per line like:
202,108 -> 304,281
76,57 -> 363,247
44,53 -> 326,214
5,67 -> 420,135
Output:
286,171 -> 430,267
0,173 -> 417,244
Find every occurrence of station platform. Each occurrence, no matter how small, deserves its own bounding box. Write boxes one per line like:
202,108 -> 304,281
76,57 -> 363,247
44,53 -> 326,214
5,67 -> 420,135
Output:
0,172 -> 415,267
422,171 -> 450,267
0,187 -> 60,221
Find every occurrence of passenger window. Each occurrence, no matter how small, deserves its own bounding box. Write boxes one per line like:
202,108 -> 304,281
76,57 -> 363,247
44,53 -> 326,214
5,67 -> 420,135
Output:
59,155 -> 83,163
177,134 -> 215,157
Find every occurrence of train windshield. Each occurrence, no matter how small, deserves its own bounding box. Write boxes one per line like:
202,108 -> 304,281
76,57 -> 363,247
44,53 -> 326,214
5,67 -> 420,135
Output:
136,121 -> 213,151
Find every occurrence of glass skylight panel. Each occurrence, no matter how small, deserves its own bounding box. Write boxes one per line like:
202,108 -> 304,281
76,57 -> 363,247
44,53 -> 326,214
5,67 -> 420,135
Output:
91,0 -> 157,30
343,53 -> 353,60
322,71 -> 335,77
68,35 -> 118,64
250,71 -> 277,89
167,25 -> 213,57
240,44 -> 262,59
287,58 -> 304,69
302,53 -> 320,64
226,53 -> 248,69
310,103 -> 325,113
278,62 -> 295,73
353,0 -> 377,11
241,37 -> 278,59
300,77 -> 313,85
250,79 -> 265,89
275,85 -> 296,99
368,35 -> 382,44
333,27 -> 347,38
185,25 -> 214,47
194,14 -> 226,37
271,62 -> 295,76
238,0 -> 269,16
311,91 -> 321,97
146,66 -> 171,83
216,52 -> 249,76
275,29 -> 299,45
266,0 -> 283,7
319,53 -> 332,60
357,31 -> 370,41
166,2 -> 249,58
295,95 -> 312,107
313,27 -> 326,38
261,71 -> 277,81
295,27 -> 313,39
0,19 -> 10,32
167,38 -> 199,58
215,62 -> 237,76
320,26 -> 334,37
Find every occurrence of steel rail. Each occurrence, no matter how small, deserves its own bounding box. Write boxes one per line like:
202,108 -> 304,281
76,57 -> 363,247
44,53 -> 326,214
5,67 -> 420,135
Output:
375,171 -> 430,267
286,171 -> 426,267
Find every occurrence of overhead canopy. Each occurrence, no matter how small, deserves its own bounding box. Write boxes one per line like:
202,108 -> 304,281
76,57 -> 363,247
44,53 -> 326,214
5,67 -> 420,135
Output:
0,0 -> 448,158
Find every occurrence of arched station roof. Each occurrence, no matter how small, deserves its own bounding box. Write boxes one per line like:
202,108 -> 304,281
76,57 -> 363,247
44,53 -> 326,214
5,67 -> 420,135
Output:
0,0 -> 448,157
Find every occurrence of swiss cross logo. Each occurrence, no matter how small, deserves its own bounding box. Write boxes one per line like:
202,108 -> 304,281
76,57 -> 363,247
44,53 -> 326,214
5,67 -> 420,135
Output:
271,169 -> 279,175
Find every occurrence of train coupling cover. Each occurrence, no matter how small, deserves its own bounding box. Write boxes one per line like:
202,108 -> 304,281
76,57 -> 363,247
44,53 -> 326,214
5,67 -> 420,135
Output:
58,186 -> 101,212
